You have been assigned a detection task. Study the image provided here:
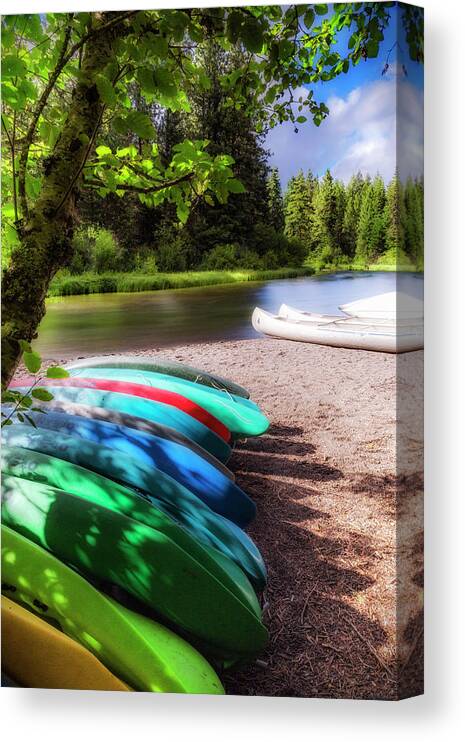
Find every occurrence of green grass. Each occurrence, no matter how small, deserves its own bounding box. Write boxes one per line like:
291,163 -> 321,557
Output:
48,267 -> 315,298
305,250 -> 421,274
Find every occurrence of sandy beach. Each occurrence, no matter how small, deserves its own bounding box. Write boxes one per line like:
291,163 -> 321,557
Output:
34,337 -> 424,699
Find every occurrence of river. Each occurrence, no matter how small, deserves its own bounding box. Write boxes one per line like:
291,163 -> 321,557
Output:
37,271 -> 423,359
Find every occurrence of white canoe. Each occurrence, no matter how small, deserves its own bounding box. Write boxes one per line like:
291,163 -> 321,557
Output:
279,303 -> 421,328
252,307 -> 423,353
340,291 -> 423,320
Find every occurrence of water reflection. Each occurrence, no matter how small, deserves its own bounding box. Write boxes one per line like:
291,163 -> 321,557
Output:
38,272 -> 423,359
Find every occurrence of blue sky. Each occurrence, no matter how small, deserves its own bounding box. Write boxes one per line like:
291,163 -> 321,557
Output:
266,3 -> 424,186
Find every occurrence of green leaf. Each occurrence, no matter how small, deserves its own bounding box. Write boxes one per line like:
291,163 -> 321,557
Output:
227,179 -> 246,194
176,201 -> 189,224
137,68 -> 158,94
23,351 -> 41,374
153,68 -> 177,98
96,145 -> 112,157
112,116 -> 130,135
95,74 -> 116,107
125,111 -> 156,140
315,4 -> 328,15
241,18 -> 264,53
18,340 -> 32,353
304,10 -> 315,28
31,388 -> 54,402
1,54 -> 27,79
1,418 -> 13,427
296,115 -> 307,123
46,366 -> 69,379
366,40 -> 379,58
23,413 -> 38,428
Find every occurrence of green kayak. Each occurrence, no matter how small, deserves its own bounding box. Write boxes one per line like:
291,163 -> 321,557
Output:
68,367 -> 269,439
66,354 -> 250,399
1,526 -> 224,694
1,446 -> 261,611
2,475 -> 268,661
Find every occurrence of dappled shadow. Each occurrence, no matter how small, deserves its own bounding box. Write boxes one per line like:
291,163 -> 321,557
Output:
1,475 -> 266,665
9,384 -> 231,462
0,526 -> 222,694
222,432 -> 399,700
2,411 -> 252,526
1,427 -> 265,590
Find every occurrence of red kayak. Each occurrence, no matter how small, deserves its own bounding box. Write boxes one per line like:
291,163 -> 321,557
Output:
12,376 -> 231,443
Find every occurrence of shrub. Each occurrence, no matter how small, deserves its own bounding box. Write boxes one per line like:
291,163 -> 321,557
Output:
250,223 -> 306,267
132,247 -> 159,274
93,229 -> 122,274
236,247 -> 262,269
201,243 -> 239,270
68,226 -> 95,275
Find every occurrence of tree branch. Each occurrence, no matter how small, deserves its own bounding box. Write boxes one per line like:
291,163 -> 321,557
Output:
17,11 -> 138,220
17,14 -> 74,220
86,171 -> 195,194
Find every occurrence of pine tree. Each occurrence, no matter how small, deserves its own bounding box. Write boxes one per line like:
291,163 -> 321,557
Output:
370,174 -> 387,258
185,41 -> 270,258
384,171 -> 407,262
284,170 -> 313,248
342,172 -> 365,257
403,177 -> 423,266
310,169 -> 341,262
355,179 -> 374,263
267,167 -> 285,232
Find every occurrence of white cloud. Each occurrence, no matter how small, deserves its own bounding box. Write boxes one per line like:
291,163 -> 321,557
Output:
266,77 -> 424,186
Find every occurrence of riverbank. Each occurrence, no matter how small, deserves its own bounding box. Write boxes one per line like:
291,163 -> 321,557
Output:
48,267 -> 315,298
41,337 -> 423,699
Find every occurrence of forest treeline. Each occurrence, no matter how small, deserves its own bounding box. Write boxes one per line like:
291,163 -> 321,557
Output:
59,42 -> 423,278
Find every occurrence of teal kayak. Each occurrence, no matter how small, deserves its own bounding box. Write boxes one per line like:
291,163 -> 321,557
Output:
1,427 -> 266,590
66,354 -> 250,399
67,368 -> 269,438
9,385 -> 231,462
2,475 -> 268,660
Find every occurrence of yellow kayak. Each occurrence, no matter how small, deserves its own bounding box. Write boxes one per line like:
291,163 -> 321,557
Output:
1,596 -> 131,692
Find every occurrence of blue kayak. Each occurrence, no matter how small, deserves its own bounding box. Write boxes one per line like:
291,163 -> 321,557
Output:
13,399 -> 234,481
1,425 -> 265,588
67,367 -> 269,439
10,386 -> 231,463
3,412 -> 255,528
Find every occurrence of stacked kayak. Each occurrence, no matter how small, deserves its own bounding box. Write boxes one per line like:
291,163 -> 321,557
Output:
2,355 -> 270,692
252,292 -> 423,353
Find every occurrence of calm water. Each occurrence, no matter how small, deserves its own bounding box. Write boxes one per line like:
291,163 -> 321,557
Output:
37,271 -> 424,359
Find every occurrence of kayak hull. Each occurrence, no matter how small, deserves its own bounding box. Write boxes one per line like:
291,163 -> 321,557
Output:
1,426 -> 265,588
2,596 -> 131,692
1,413 -> 255,527
9,385 -> 231,462
1,526 -> 224,693
2,477 -> 268,660
65,354 -> 250,399
66,368 -> 270,439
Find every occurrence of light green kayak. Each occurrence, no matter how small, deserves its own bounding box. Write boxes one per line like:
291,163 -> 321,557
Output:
1,526 -> 224,694
2,475 -> 268,661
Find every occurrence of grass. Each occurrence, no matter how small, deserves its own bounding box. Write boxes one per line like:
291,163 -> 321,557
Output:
305,250 -> 421,275
48,267 -> 315,297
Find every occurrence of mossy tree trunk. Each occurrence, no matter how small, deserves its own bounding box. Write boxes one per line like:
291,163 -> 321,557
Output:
1,17 -> 126,387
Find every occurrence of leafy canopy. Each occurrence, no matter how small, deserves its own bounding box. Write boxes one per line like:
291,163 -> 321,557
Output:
1,5 -> 424,248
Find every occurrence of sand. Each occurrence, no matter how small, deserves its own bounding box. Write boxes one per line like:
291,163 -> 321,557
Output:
22,337 -> 424,699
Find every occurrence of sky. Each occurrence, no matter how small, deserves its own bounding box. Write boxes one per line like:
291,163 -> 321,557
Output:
266,4 -> 424,186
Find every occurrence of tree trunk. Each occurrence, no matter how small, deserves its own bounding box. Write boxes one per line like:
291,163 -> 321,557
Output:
1,15 -> 126,387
